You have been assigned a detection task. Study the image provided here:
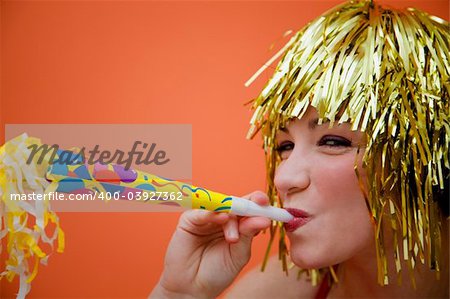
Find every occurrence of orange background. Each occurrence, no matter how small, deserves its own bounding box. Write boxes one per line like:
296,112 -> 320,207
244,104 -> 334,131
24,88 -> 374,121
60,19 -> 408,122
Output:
1,0 -> 448,298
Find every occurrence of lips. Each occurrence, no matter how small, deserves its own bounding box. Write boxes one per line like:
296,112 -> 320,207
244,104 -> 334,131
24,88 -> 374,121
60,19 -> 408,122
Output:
284,208 -> 311,232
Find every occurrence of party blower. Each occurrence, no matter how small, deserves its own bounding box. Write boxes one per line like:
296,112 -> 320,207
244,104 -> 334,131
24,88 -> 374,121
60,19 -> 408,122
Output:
45,147 -> 293,223
0,134 -> 293,298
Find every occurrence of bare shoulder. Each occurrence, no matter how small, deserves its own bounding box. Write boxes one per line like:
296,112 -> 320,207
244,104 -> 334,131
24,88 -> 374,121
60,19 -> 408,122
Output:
223,255 -> 318,299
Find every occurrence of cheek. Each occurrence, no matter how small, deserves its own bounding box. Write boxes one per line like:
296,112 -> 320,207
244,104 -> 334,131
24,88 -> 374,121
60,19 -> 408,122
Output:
311,155 -> 372,242
313,156 -> 372,256
287,152 -> 373,268
311,155 -> 363,198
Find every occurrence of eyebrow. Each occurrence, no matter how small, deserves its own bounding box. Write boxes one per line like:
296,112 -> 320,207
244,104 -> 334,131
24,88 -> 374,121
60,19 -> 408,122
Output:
308,118 -> 319,129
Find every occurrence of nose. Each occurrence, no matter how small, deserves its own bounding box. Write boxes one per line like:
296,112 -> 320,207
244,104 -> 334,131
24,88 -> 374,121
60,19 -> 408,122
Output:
274,150 -> 311,200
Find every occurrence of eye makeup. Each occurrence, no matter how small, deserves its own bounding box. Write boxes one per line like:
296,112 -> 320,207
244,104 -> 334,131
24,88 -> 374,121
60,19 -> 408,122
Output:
317,135 -> 352,147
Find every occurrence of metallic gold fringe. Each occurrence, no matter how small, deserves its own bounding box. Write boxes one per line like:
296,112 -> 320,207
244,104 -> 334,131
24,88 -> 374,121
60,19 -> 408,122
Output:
248,0 -> 449,286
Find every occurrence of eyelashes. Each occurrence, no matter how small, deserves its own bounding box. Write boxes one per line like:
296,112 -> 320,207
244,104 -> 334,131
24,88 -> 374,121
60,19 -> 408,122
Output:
275,135 -> 352,158
275,141 -> 294,160
317,135 -> 352,147
275,141 -> 294,154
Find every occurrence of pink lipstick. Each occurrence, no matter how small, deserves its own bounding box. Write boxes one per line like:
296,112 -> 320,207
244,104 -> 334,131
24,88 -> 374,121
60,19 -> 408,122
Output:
284,208 -> 311,232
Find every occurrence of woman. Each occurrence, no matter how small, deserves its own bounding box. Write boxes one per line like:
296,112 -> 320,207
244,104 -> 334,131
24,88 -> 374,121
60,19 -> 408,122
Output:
150,1 -> 449,297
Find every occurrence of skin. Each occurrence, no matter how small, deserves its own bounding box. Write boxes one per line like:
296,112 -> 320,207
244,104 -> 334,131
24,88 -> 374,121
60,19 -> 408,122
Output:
273,107 -> 449,298
274,107 -> 372,270
151,107 -> 449,298
150,191 -> 272,299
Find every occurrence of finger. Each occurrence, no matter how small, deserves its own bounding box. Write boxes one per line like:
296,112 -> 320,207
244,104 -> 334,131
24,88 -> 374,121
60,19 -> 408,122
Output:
166,211 -> 230,267
185,209 -> 229,225
243,190 -> 270,206
227,216 -> 271,264
223,214 -> 239,243
179,210 -> 230,235
238,216 -> 271,240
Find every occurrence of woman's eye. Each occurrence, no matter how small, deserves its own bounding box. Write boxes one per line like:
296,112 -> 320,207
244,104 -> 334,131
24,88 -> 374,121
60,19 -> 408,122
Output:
275,141 -> 294,158
317,135 -> 352,147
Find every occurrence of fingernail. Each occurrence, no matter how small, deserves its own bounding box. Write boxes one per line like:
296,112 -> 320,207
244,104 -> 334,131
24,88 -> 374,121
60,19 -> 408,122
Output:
228,229 -> 238,240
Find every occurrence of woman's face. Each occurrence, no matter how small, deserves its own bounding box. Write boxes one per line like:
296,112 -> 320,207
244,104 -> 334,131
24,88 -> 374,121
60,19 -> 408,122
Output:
274,107 -> 373,269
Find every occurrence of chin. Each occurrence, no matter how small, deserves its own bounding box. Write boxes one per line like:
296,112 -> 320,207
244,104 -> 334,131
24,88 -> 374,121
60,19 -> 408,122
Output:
290,256 -> 330,270
289,245 -> 333,269
291,251 -> 328,269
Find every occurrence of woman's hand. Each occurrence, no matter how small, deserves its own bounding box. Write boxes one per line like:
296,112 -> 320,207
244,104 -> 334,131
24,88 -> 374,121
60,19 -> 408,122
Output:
150,191 -> 272,299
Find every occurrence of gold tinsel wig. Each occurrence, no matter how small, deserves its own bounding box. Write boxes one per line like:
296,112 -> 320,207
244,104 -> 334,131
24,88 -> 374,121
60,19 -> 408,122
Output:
247,0 -> 449,286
